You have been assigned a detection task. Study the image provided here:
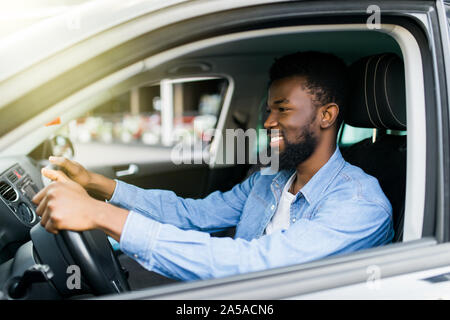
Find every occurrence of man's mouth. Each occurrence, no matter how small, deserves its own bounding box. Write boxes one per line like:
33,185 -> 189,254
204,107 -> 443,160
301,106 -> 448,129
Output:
269,133 -> 284,148
270,136 -> 283,143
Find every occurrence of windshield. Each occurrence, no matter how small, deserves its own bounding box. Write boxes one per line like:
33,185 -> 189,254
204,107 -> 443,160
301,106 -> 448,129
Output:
0,1 -> 94,40
0,0 -> 190,144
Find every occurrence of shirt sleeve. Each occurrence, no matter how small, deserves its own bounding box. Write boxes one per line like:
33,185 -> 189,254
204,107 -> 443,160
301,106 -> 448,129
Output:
119,196 -> 393,281
109,172 -> 259,232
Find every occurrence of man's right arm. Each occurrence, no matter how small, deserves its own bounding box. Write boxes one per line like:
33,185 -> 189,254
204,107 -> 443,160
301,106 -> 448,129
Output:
44,156 -> 259,232
107,174 -> 257,233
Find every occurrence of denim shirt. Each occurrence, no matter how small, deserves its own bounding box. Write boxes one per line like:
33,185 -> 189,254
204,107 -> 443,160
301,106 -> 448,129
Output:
112,147 -> 394,281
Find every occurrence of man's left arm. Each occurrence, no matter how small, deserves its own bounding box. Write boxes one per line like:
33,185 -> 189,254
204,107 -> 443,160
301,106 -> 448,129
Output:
116,197 -> 394,280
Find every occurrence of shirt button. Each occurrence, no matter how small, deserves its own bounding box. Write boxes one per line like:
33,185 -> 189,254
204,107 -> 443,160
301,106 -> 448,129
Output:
134,254 -> 139,259
292,218 -> 296,223
271,205 -> 275,210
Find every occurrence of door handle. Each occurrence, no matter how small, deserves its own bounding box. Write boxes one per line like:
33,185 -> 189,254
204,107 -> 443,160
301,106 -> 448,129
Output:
115,164 -> 139,177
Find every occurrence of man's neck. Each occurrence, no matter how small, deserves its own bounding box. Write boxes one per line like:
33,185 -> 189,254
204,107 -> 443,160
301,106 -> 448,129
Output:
290,143 -> 336,194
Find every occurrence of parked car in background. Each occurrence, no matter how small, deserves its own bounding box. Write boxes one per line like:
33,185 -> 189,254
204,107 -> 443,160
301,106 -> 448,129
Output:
0,0 -> 450,300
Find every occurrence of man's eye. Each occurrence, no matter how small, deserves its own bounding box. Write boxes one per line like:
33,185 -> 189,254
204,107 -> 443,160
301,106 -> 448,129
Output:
278,107 -> 286,112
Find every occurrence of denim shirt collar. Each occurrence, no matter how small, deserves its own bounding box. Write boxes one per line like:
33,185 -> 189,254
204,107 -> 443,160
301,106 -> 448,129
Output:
271,146 -> 346,205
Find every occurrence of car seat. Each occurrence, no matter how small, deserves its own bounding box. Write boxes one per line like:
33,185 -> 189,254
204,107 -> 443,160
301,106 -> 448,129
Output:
342,53 -> 407,243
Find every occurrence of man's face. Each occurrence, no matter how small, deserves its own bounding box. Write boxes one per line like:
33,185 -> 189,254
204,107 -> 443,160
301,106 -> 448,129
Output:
264,76 -> 319,170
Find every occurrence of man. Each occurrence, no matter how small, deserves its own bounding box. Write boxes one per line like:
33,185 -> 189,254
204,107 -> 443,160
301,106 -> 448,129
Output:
33,51 -> 394,281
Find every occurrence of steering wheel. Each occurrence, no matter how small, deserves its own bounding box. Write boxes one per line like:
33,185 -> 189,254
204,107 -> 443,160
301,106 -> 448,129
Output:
60,229 -> 130,295
31,225 -> 130,296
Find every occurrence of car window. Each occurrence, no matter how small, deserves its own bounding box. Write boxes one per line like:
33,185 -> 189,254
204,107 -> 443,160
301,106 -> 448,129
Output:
337,124 -> 406,147
55,77 -> 228,164
338,124 -> 374,147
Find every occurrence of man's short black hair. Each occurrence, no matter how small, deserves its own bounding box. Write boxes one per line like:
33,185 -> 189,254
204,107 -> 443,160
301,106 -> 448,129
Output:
269,51 -> 348,128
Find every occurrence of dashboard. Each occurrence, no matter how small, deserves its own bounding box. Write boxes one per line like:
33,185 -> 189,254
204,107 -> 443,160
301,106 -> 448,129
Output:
0,156 -> 43,263
0,155 -> 130,299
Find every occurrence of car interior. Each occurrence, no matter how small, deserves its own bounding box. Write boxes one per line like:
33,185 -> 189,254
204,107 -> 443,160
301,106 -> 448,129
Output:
0,26 -> 410,298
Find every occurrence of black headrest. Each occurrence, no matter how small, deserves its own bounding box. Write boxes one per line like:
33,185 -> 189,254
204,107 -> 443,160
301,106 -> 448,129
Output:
345,53 -> 406,131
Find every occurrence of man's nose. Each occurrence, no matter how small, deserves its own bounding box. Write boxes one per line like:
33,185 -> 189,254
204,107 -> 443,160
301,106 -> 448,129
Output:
263,112 -> 278,129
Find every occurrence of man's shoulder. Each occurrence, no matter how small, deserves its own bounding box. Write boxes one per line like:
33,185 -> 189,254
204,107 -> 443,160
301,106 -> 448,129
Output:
339,161 -> 379,184
326,161 -> 392,212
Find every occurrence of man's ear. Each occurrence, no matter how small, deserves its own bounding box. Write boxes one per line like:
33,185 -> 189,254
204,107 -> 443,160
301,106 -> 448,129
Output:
319,103 -> 339,129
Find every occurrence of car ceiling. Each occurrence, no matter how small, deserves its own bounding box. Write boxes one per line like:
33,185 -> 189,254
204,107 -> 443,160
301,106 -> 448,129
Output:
137,30 -> 403,95
115,30 -> 403,131
182,30 -> 402,64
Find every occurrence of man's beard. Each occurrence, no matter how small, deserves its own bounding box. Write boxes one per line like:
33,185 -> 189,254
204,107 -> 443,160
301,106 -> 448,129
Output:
277,130 -> 318,171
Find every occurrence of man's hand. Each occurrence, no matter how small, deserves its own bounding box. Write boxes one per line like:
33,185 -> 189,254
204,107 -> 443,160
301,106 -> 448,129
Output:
32,170 -> 100,234
48,156 -> 92,188
46,156 -> 116,200
33,169 -> 129,241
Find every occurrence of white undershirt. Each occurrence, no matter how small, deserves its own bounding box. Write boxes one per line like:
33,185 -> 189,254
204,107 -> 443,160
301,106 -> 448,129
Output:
265,173 -> 296,235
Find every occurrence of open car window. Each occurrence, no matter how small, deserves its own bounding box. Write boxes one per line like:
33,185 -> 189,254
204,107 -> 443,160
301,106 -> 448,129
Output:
53,77 -> 228,166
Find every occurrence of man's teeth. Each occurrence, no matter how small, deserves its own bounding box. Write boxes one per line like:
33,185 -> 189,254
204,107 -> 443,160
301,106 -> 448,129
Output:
271,136 -> 283,142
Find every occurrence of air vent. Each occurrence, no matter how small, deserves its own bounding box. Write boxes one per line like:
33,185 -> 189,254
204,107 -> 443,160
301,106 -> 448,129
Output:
7,171 -> 18,183
0,181 -> 18,202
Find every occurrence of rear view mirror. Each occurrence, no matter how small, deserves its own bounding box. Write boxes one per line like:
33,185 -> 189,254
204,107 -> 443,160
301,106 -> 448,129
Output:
51,135 -> 74,159
28,135 -> 75,161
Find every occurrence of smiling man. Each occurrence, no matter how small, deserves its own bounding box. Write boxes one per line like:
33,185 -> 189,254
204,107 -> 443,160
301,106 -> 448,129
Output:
32,51 -> 394,280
